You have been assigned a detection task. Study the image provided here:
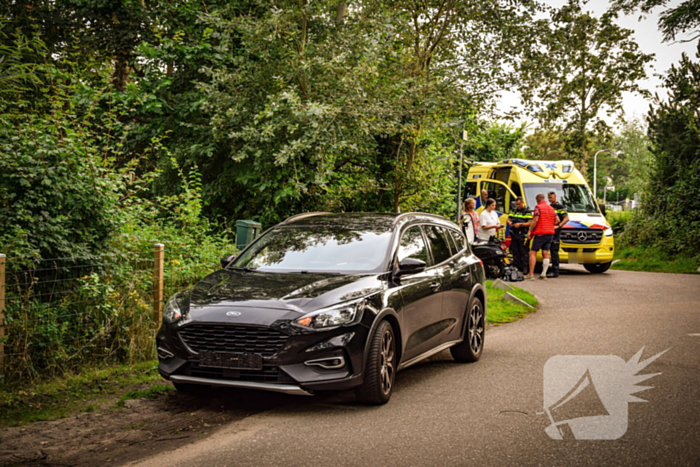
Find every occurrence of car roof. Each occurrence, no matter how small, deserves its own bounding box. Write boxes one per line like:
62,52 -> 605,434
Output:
281,212 -> 457,231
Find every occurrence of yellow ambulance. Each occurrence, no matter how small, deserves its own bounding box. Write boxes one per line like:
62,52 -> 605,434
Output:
464,159 -> 614,273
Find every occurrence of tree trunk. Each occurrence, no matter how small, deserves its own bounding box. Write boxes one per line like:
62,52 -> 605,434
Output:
336,2 -> 347,26
113,51 -> 131,92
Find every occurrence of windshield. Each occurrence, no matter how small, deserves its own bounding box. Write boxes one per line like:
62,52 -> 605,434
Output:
523,183 -> 599,214
232,227 -> 393,273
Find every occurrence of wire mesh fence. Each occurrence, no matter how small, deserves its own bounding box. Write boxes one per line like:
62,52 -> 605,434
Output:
0,242 -> 227,384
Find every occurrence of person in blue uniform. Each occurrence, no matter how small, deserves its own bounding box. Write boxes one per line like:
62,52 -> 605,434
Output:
507,197 -> 532,274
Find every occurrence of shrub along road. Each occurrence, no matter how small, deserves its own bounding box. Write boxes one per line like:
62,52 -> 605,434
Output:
2,267 -> 699,466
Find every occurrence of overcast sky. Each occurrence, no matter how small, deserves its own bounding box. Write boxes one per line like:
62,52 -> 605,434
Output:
498,0 -> 699,130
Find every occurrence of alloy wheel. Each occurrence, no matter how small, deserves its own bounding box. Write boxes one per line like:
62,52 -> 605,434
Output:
468,303 -> 484,354
379,329 -> 395,395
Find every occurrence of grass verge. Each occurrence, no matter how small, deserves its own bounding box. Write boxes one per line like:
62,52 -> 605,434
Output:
0,360 -> 163,427
611,246 -> 700,274
486,280 -> 538,325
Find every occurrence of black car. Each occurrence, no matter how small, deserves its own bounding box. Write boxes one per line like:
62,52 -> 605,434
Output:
156,212 -> 486,404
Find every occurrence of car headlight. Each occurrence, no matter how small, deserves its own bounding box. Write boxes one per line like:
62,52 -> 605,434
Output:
605,225 -> 614,237
163,296 -> 183,323
295,299 -> 365,329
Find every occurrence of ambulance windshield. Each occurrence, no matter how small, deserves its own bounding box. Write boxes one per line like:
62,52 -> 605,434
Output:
523,183 -> 599,214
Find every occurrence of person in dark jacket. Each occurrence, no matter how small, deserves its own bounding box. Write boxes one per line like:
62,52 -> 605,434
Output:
507,197 -> 532,274
547,191 -> 570,278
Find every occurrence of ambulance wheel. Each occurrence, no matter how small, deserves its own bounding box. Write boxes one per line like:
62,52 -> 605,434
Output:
584,262 -> 612,274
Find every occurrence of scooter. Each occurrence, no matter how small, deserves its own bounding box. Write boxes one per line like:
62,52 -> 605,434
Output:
471,237 -> 508,279
461,216 -> 508,279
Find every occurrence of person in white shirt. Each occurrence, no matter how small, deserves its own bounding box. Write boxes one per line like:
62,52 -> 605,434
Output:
478,198 -> 503,241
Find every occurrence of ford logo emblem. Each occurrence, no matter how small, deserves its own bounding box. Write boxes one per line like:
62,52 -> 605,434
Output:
226,311 -> 242,317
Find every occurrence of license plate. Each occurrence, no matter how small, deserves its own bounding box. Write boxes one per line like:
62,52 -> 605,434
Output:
198,351 -> 263,370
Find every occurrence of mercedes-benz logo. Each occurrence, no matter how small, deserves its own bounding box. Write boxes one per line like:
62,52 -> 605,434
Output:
577,231 -> 588,242
226,311 -> 242,317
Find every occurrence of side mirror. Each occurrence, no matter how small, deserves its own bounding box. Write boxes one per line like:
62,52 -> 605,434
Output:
599,204 -> 607,216
221,254 -> 236,269
394,258 -> 426,277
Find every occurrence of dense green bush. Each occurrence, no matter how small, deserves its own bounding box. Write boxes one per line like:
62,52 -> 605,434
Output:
606,210 -> 633,236
622,43 -> 700,257
0,45 -> 235,384
2,159 -> 235,382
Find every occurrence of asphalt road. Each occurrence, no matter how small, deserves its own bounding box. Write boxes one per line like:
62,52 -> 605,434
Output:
130,266 -> 700,467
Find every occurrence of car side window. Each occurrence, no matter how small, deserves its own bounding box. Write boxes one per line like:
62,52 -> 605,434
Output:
443,228 -> 458,255
397,226 -> 429,264
450,229 -> 467,252
425,226 -> 452,264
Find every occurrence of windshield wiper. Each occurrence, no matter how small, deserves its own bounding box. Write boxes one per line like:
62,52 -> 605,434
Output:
299,270 -> 343,275
229,266 -> 262,273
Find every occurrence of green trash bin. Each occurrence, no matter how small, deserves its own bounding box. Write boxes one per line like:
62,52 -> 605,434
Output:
236,220 -> 262,250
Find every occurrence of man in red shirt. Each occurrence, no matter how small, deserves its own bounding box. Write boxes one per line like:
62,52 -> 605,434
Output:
526,193 -> 556,280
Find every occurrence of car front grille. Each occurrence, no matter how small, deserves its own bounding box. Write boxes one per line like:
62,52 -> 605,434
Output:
182,362 -> 296,384
560,229 -> 603,244
563,247 -> 599,253
178,324 -> 290,357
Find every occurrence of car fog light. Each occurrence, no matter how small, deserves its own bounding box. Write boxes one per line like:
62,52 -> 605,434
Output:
304,356 -> 346,370
157,347 -> 174,359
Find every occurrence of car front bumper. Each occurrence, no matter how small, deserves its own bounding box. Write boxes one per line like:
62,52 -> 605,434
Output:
156,317 -> 372,395
533,234 -> 614,265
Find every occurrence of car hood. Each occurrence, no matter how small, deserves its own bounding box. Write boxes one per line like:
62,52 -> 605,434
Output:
186,269 -> 386,318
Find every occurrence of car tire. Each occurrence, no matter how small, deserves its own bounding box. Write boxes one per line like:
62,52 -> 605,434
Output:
356,320 -> 396,405
450,296 -> 485,363
485,259 -> 505,279
584,261 -> 612,274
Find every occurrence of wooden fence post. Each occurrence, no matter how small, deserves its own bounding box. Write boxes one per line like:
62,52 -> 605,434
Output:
0,254 -> 6,382
153,244 -> 164,329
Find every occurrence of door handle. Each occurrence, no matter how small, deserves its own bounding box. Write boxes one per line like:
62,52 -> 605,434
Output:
460,273 -> 470,279
430,282 -> 441,292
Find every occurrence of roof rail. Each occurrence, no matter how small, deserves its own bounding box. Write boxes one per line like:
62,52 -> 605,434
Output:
282,212 -> 330,224
392,212 -> 451,225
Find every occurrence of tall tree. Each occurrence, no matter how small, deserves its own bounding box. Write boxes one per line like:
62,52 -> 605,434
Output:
63,0 -> 157,91
198,0 -> 539,219
2,0 -> 159,91
610,117 -> 653,197
611,0 -> 700,43
518,0 -> 653,171
523,128 -> 567,160
629,42 -> 700,254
